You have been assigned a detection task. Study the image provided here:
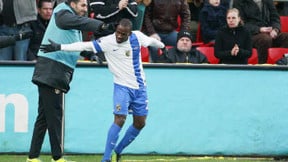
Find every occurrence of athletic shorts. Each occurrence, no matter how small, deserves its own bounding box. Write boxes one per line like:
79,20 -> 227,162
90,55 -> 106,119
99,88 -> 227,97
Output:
113,83 -> 148,116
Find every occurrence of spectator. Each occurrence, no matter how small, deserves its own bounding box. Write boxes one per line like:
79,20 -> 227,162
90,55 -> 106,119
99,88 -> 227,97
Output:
89,0 -> 138,39
0,0 -> 37,61
132,0 -> 151,30
214,8 -> 252,64
199,0 -> 227,44
27,0 -> 54,61
233,0 -> 288,64
143,0 -> 191,63
26,0 -> 112,161
159,30 -> 209,63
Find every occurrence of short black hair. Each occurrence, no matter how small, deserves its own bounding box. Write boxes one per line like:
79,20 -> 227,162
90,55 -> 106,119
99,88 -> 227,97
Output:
67,0 -> 81,4
37,0 -> 53,8
118,18 -> 133,31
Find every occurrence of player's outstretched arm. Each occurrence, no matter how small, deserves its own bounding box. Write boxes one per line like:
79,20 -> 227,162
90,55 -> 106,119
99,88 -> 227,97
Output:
40,39 -> 95,53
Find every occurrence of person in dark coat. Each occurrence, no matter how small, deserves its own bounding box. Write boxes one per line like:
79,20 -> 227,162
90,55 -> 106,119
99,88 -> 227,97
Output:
27,0 -> 54,61
233,0 -> 288,64
159,30 -> 209,64
214,8 -> 252,64
199,0 -> 227,43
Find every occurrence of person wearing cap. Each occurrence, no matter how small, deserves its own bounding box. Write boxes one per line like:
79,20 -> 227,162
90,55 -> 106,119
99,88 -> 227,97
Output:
159,29 -> 209,63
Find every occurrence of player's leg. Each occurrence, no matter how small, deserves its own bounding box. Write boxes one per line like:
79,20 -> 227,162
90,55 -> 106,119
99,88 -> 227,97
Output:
101,84 -> 130,162
114,115 -> 146,155
114,87 -> 148,157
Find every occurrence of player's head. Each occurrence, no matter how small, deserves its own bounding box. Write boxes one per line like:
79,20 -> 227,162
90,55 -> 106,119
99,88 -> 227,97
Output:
115,18 -> 132,43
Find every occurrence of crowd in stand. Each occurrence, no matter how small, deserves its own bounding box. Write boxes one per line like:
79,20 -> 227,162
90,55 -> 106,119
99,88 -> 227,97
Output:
0,0 -> 288,64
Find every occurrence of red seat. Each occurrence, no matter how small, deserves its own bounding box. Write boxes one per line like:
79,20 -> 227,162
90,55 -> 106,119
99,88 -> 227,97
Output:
248,48 -> 258,64
196,47 -> 219,64
141,46 -> 150,62
176,16 -> 181,32
280,16 -> 288,32
267,48 -> 288,64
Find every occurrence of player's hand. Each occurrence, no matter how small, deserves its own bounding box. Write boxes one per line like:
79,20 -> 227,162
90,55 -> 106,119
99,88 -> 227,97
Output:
40,39 -> 61,53
160,47 -> 169,58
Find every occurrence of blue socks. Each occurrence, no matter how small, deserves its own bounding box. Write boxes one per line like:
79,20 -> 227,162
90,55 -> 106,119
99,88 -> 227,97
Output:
102,124 -> 141,162
102,123 -> 121,162
114,125 -> 140,154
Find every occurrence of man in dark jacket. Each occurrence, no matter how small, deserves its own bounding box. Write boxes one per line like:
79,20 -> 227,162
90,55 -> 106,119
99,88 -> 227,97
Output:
159,30 -> 209,63
234,0 -> 288,64
27,0 -> 54,61
26,0 -> 113,162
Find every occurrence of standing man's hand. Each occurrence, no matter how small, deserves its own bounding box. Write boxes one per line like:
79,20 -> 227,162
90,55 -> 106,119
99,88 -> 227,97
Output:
118,0 -> 128,10
40,39 -> 61,53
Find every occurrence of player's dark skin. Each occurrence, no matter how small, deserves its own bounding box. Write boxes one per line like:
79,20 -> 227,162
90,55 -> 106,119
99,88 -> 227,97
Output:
113,24 -> 146,130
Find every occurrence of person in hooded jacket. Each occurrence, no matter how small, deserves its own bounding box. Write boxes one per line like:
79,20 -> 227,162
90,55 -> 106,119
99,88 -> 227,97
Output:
214,8 -> 252,64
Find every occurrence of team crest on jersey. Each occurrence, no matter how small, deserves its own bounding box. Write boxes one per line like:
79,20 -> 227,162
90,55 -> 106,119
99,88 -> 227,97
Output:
125,51 -> 130,57
116,104 -> 121,111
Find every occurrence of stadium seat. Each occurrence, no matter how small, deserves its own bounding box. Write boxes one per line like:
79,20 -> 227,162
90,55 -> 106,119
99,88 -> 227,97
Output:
267,48 -> 288,64
280,16 -> 288,32
176,16 -> 181,32
196,46 -> 219,64
141,46 -> 150,62
248,48 -> 258,64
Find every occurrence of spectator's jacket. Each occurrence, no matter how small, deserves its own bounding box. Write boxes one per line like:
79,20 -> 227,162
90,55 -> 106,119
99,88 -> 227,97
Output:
214,25 -> 252,64
89,0 -> 138,38
143,0 -> 191,35
233,0 -> 280,35
159,47 -> 209,64
32,2 -> 104,93
90,0 -> 138,23
27,14 -> 50,60
199,2 -> 227,43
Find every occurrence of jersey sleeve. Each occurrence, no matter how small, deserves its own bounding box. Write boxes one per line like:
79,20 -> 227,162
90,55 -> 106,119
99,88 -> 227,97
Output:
134,31 -> 165,48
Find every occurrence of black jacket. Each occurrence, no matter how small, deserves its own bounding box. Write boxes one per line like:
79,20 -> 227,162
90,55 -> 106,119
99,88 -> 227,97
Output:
159,47 -> 209,64
89,0 -> 138,38
32,3 -> 104,93
233,0 -> 280,35
199,2 -> 227,43
27,14 -> 50,61
214,25 -> 252,64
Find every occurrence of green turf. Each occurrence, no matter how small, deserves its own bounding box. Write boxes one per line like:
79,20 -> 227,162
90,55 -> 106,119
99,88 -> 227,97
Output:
0,154 -> 277,162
